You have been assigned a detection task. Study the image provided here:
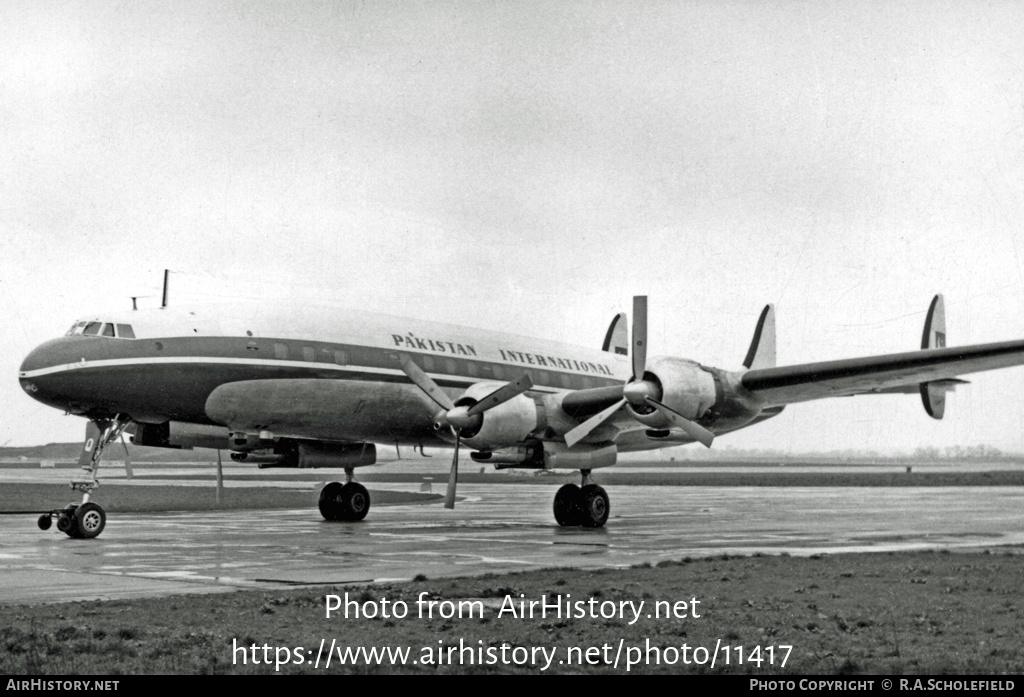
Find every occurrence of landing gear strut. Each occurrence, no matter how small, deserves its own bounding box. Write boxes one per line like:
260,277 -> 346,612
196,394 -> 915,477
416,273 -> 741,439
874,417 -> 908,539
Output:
318,469 -> 371,522
553,469 -> 609,528
39,417 -> 128,539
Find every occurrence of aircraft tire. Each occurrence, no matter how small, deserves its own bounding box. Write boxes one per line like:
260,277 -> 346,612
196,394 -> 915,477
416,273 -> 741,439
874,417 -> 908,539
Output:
318,482 -> 344,521
553,484 -> 582,526
56,504 -> 78,537
74,503 -> 106,539
338,483 -> 370,522
578,485 -> 609,528
37,515 -> 52,531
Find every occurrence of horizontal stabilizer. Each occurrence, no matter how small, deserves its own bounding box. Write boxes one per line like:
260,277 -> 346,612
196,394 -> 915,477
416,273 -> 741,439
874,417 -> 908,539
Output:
743,304 -> 776,370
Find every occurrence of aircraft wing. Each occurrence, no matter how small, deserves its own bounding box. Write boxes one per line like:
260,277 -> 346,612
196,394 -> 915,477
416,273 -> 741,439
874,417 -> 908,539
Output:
741,339 -> 1024,407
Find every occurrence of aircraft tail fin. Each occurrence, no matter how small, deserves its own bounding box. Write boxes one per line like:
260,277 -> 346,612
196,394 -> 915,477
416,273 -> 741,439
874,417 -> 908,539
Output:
602,312 -> 629,355
743,304 -> 776,370
920,294 -> 950,419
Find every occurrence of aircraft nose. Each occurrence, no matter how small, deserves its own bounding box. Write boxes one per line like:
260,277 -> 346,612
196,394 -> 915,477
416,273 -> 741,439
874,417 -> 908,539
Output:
20,339 -> 62,375
18,338 -> 73,404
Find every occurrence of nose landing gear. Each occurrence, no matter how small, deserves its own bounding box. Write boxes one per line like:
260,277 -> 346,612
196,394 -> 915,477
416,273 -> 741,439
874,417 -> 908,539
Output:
37,417 -> 128,539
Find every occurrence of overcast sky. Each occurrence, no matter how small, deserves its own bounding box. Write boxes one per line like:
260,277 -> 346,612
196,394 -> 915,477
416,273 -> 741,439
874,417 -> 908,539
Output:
2,1 -> 1023,452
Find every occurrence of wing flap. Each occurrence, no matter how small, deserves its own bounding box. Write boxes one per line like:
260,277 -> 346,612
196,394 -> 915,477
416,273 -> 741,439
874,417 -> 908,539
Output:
742,339 -> 1024,406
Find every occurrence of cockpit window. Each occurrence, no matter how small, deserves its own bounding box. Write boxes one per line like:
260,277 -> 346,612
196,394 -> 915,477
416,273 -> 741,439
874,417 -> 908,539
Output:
66,321 -> 136,338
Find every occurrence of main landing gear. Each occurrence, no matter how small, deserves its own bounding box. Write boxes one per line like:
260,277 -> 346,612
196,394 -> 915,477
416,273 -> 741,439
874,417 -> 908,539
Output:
553,469 -> 609,528
39,417 -> 129,539
318,469 -> 370,522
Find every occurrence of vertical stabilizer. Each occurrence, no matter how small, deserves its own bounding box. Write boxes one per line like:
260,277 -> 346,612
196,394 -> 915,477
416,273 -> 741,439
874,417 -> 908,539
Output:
743,304 -> 776,369
921,294 -> 946,350
920,294 -> 947,419
602,312 -> 629,355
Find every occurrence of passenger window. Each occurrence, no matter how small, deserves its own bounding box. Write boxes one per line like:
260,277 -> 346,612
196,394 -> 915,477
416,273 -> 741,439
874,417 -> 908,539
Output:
116,324 -> 135,339
274,343 -> 288,360
445,358 -> 457,374
100,323 -> 115,337
303,346 -> 315,361
537,371 -> 550,386
465,361 -> 478,377
423,356 -> 436,371
493,365 -> 506,380
334,350 -> 349,365
480,364 -> 493,379
560,374 -> 573,389
82,322 -> 102,336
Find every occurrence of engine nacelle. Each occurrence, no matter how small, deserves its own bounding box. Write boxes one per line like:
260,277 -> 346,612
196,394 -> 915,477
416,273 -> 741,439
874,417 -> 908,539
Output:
252,441 -> 377,468
295,441 -> 376,468
543,442 -> 617,470
131,421 -> 231,450
470,443 -> 544,468
627,356 -> 717,428
470,441 -> 616,470
454,381 -> 541,450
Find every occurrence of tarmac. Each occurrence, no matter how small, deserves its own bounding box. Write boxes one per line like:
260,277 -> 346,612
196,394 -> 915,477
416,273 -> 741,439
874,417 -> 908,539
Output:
2,475 -> 1024,605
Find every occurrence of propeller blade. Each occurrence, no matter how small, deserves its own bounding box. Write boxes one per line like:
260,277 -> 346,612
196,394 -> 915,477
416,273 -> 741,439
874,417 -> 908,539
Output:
632,296 -> 647,381
644,398 -> 715,448
564,398 -> 626,448
399,356 -> 455,411
444,432 -> 460,509
119,434 -> 133,479
466,374 -> 534,416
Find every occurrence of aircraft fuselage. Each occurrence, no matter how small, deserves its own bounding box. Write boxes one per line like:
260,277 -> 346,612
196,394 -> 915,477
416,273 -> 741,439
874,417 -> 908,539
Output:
18,303 -> 769,454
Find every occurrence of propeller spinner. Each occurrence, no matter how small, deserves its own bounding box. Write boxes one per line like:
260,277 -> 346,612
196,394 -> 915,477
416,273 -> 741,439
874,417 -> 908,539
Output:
563,296 -> 715,449
399,357 -> 533,508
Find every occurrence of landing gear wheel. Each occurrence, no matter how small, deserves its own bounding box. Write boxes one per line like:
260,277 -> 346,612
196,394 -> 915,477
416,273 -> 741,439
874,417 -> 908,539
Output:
339,483 -> 370,521
318,482 -> 344,521
74,503 -> 106,539
56,504 -> 78,537
37,515 -> 52,531
553,484 -> 582,527
319,482 -> 371,522
578,485 -> 609,528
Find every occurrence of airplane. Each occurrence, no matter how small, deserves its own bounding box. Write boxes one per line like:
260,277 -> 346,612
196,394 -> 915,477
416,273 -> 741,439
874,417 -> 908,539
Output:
16,293 -> 1024,539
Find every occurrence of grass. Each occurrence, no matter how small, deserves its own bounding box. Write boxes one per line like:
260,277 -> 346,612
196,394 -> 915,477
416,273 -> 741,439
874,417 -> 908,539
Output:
2,550 -> 1022,674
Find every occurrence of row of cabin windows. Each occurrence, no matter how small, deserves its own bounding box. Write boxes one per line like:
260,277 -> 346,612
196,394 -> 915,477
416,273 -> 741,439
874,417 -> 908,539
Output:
268,341 -> 606,390
66,322 -> 135,339
409,354 -> 608,389
273,343 -> 347,364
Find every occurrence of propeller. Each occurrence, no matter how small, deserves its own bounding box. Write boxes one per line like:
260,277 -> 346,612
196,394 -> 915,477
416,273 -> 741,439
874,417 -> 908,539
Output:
564,296 -> 715,449
399,356 -> 533,508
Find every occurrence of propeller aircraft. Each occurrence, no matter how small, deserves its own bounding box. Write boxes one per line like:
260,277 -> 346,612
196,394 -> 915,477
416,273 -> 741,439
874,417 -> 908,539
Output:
17,293 -> 1024,538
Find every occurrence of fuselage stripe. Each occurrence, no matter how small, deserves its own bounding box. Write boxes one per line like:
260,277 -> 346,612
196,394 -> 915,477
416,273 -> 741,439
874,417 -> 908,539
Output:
18,356 -> 567,393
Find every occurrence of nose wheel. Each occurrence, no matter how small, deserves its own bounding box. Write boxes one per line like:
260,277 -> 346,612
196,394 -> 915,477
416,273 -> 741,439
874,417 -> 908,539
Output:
41,502 -> 107,539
